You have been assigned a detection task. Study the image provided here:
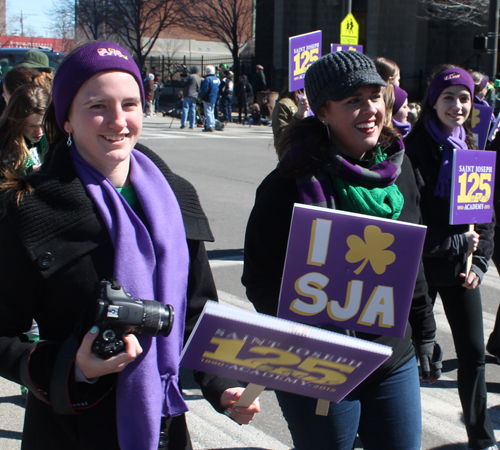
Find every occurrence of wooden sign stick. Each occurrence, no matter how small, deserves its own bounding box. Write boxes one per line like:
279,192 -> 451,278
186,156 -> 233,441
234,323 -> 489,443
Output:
234,383 -> 330,417
465,224 -> 474,275
315,399 -> 330,416
234,383 -> 266,407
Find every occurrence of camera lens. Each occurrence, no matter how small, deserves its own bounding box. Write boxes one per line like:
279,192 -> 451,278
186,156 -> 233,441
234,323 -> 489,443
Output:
141,301 -> 174,337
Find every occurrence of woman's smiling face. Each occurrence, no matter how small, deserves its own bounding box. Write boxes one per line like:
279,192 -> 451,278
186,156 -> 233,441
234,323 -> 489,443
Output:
433,84 -> 471,134
319,84 -> 385,160
64,70 -> 143,178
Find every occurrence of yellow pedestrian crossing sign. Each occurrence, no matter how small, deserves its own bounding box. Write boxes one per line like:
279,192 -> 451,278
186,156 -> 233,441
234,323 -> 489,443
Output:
340,13 -> 359,45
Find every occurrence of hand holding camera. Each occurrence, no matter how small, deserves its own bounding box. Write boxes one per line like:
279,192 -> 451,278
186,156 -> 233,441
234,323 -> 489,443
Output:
92,279 -> 174,359
76,279 -> 175,378
77,327 -> 143,379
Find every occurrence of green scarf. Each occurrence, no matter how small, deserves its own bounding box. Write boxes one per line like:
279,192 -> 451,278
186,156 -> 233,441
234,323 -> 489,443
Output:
330,148 -> 404,219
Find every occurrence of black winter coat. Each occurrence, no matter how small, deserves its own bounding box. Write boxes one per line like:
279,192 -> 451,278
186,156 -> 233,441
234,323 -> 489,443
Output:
0,142 -> 237,449
405,127 -> 494,286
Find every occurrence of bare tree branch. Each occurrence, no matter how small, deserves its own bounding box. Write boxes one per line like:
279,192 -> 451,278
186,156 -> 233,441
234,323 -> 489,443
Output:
75,0 -> 112,42
49,0 -> 75,52
419,0 -> 489,26
106,0 -> 182,70
182,0 -> 253,79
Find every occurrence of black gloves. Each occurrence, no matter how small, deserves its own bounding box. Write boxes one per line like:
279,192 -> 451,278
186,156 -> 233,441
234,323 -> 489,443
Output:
414,339 -> 443,381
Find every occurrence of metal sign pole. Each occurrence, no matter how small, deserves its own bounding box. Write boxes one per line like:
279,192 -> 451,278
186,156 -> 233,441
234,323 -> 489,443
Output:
487,0 -> 499,80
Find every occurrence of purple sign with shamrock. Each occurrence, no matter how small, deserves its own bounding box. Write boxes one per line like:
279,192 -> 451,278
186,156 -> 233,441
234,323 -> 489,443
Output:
471,103 -> 494,150
449,149 -> 496,225
331,44 -> 363,53
277,205 -> 427,338
289,30 -> 322,92
181,301 -> 392,404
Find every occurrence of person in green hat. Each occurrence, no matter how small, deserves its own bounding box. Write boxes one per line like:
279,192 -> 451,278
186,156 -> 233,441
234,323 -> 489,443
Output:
17,50 -> 53,73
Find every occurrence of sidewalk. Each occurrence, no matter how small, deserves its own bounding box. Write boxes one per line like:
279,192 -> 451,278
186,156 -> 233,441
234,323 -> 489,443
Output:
148,110 -> 272,130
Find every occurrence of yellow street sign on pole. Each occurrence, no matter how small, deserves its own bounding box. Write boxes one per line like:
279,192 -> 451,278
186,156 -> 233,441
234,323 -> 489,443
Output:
340,13 -> 359,45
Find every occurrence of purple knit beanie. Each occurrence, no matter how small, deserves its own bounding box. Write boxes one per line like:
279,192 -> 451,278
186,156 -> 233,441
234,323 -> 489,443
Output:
392,85 -> 408,115
52,41 -> 145,133
428,68 -> 474,107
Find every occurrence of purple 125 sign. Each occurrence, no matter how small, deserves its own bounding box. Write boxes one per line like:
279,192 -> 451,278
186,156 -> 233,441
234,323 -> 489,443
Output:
449,149 -> 496,225
289,30 -> 322,92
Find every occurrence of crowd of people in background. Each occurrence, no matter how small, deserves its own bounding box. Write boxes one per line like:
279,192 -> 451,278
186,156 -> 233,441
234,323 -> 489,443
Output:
147,61 -> 274,130
1,43 -> 500,450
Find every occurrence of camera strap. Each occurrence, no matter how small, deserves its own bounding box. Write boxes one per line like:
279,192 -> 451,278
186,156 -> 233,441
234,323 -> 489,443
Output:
20,341 -> 52,405
50,323 -> 82,415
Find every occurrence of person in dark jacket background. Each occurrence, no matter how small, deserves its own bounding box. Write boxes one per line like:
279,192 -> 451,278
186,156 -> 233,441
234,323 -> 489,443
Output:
235,74 -> 253,124
252,64 -> 267,98
219,69 -> 234,123
405,67 -> 497,450
180,65 -> 201,129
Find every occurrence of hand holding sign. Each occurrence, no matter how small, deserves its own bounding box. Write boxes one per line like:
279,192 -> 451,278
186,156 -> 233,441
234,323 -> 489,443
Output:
449,149 -> 496,281
465,229 -> 480,253
222,386 -> 261,424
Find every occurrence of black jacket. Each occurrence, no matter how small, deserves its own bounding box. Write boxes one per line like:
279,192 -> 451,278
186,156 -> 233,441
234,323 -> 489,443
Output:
235,79 -> 253,104
242,154 -> 436,383
405,127 -> 494,286
0,142 -> 237,449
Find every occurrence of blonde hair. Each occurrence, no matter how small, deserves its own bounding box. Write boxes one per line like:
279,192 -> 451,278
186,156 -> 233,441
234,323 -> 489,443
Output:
382,84 -> 395,127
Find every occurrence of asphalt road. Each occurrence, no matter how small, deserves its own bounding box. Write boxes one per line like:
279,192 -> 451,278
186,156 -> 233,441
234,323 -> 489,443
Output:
1,116 -> 499,450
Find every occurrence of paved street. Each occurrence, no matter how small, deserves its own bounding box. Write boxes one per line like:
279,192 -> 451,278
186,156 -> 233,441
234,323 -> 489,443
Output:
1,115 -> 500,449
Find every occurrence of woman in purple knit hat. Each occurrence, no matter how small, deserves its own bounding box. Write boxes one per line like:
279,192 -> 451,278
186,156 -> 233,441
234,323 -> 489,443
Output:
405,67 -> 497,450
0,41 -> 259,450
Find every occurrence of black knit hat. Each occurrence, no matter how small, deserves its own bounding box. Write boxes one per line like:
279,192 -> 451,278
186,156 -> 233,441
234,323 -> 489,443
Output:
305,51 -> 387,114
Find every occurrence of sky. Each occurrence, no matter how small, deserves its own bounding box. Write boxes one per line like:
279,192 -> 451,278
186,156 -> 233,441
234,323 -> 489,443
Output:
7,0 -> 55,38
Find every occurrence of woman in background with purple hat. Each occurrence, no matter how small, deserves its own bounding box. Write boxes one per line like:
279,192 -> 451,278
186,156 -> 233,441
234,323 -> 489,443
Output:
392,85 -> 411,138
405,68 -> 497,450
242,50 -> 441,450
0,42 -> 259,450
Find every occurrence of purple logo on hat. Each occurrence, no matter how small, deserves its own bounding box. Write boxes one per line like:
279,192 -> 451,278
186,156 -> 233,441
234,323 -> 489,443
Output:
97,48 -> 129,60
444,73 -> 461,81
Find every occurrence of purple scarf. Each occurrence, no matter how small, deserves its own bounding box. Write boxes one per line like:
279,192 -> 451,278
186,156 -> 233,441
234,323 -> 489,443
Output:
424,119 -> 468,200
392,118 -> 411,138
295,138 -> 405,208
70,146 -> 189,450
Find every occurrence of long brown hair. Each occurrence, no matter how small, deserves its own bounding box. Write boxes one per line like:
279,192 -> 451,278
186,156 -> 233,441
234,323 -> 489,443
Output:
0,84 -> 50,187
277,76 -> 302,105
3,67 -> 54,98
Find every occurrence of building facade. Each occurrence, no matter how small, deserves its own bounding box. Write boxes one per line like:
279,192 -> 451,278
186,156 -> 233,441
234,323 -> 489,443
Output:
255,0 -> 489,99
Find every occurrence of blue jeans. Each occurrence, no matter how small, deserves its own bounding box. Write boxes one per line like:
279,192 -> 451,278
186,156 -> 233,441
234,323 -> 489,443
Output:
181,97 -> 196,128
220,95 -> 233,122
276,357 -> 422,450
203,101 -> 215,129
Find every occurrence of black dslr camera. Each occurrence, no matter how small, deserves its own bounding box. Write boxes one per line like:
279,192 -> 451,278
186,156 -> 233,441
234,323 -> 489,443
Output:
91,279 -> 174,359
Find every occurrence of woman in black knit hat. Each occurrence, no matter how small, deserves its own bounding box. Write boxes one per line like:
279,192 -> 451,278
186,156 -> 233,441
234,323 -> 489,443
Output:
242,50 -> 441,450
